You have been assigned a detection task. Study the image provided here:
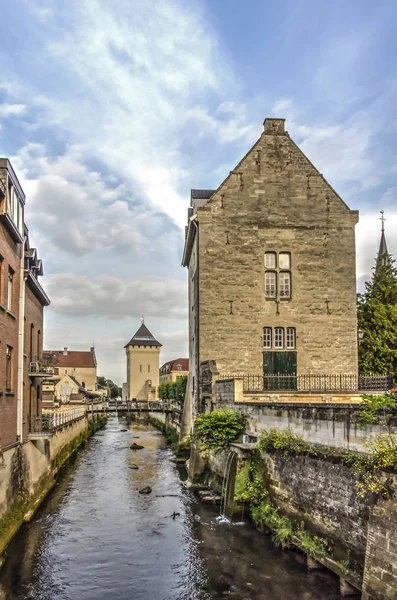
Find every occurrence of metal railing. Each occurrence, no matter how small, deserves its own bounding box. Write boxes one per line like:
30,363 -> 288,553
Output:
28,353 -> 55,376
30,407 -> 86,435
219,373 -> 394,393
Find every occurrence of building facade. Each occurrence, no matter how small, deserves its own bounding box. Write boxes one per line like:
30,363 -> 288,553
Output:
159,358 -> 189,384
125,322 -> 161,400
42,347 -> 102,404
182,117 -> 359,418
0,158 -> 50,448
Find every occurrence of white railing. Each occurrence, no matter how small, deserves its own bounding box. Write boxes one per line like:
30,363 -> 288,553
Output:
32,407 -> 86,434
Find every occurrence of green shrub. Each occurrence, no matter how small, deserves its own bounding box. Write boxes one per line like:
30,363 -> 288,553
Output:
296,529 -> 330,558
358,393 -> 397,427
193,409 -> 247,451
258,428 -> 317,457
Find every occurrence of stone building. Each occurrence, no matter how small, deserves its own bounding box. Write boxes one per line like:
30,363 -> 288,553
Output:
182,117 -> 359,419
159,358 -> 189,384
125,321 -> 161,400
42,347 -> 105,405
0,158 -> 50,448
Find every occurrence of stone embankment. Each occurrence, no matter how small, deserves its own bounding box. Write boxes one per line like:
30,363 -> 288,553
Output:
0,410 -> 107,566
188,435 -> 397,600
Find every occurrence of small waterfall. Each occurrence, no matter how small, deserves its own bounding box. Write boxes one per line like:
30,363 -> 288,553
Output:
220,451 -> 237,518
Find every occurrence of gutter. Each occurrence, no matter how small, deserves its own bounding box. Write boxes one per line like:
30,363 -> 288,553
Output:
17,240 -> 26,442
191,219 -> 201,416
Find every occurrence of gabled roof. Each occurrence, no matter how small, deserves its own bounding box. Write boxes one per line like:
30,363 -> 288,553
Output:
125,323 -> 162,348
160,358 -> 189,374
46,349 -> 97,368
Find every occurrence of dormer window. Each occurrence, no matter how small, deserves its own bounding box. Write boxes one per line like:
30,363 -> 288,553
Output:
177,364 -> 182,371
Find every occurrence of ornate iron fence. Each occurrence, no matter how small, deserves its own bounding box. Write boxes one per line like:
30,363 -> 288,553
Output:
218,373 -> 393,393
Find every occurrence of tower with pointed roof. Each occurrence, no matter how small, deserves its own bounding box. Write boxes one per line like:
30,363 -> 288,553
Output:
376,210 -> 390,270
124,319 -> 162,400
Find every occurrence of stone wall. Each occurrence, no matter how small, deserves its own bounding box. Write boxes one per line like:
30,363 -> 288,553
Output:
215,378 -> 396,452
196,117 -> 358,378
264,451 -> 371,576
362,487 -> 397,600
0,415 -> 90,521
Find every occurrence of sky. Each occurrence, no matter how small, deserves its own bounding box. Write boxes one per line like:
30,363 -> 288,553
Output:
1,0 -> 397,384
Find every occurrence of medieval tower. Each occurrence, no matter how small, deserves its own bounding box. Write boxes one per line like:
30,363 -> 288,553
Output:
125,320 -> 162,400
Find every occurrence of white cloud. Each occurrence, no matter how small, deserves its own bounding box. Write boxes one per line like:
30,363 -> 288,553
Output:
45,273 -> 187,320
10,0 -> 251,228
272,98 -> 378,190
12,143 -> 177,258
0,103 -> 27,118
356,210 -> 397,280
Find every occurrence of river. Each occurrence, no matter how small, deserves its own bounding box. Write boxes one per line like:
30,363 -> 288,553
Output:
0,417 -> 342,600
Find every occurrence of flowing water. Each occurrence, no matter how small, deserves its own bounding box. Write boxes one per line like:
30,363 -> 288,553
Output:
0,417 -> 342,600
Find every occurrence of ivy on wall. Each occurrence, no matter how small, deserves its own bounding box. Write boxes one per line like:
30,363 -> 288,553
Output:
257,428 -> 397,498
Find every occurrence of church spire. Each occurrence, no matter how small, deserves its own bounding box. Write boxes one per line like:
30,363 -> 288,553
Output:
376,210 -> 390,269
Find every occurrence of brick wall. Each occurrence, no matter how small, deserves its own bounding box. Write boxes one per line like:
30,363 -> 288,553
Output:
0,223 -> 22,448
23,284 -> 44,441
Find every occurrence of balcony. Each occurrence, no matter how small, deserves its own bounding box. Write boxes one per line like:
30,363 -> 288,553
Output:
29,354 -> 55,378
28,407 -> 86,439
29,362 -> 54,377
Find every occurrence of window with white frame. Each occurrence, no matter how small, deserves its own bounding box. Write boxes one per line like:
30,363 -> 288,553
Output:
279,253 -> 291,269
263,327 -> 272,349
286,327 -> 296,349
264,252 -> 292,300
274,327 -> 284,349
264,252 -> 276,269
279,272 -> 291,299
265,271 -> 276,298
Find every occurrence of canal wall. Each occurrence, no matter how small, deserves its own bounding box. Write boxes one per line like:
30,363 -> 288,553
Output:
0,413 -> 106,563
189,442 -> 397,599
215,378 -> 397,452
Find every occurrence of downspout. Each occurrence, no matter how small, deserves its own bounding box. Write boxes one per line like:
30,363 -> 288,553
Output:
17,238 -> 26,442
191,219 -> 200,416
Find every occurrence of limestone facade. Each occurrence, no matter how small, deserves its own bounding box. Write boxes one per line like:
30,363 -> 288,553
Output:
182,117 -> 359,418
125,322 -> 161,400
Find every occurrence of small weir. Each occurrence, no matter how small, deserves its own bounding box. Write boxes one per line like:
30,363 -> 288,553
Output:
0,417 -> 343,600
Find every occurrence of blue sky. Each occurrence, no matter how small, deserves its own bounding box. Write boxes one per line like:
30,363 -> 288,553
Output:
1,0 -> 396,383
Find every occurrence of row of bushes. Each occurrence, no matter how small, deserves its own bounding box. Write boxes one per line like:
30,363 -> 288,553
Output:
158,376 -> 188,402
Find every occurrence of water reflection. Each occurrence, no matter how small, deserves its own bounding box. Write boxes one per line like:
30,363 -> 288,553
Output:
0,417 -> 341,600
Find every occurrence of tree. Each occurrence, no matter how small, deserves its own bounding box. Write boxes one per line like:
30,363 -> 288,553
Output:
357,258 -> 397,375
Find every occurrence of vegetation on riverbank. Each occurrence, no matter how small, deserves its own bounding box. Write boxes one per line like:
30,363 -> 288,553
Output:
234,450 -> 351,574
357,392 -> 397,426
257,427 -> 397,498
193,409 -> 247,451
0,415 -> 107,563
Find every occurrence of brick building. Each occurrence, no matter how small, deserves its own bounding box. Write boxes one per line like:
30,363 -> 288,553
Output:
0,158 -> 50,448
159,358 -> 189,384
182,117 -> 359,418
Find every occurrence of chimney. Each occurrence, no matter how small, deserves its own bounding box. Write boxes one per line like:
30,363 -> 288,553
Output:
63,347 -> 68,356
263,118 -> 286,135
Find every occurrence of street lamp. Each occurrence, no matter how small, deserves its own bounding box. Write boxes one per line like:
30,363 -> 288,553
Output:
358,329 -> 364,341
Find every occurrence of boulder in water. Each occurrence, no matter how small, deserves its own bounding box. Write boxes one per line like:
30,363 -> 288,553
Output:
130,442 -> 144,450
139,486 -> 152,494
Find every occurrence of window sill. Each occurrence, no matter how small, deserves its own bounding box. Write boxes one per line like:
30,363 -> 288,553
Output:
6,310 -> 16,320
5,391 -> 15,396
